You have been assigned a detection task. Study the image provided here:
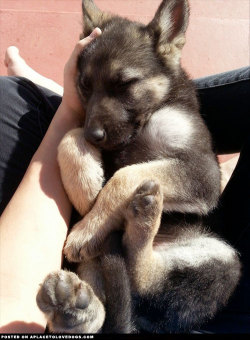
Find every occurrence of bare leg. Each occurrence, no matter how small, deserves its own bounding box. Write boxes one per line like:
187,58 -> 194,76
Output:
220,154 -> 239,192
4,46 -> 63,96
0,32 -> 101,333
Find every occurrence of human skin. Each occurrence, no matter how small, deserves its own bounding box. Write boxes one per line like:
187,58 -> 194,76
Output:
4,46 -> 63,96
0,28 -> 102,333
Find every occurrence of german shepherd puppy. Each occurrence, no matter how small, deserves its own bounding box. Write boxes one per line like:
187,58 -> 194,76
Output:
37,0 -> 241,333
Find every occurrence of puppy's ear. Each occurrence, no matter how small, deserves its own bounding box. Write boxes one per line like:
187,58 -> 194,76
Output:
81,0 -> 111,38
147,0 -> 189,68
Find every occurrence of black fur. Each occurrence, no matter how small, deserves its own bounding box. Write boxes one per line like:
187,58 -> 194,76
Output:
135,244 -> 240,333
101,255 -> 136,333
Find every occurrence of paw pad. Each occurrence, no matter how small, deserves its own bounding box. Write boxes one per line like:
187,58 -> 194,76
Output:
129,179 -> 162,217
37,271 -> 91,313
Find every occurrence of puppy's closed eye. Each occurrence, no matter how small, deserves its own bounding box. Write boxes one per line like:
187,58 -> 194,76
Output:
112,78 -> 141,93
79,77 -> 92,96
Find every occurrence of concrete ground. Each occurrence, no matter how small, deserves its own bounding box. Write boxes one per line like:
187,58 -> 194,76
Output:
0,0 -> 249,84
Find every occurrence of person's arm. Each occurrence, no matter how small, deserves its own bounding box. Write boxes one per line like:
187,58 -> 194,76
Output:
0,28 -> 102,333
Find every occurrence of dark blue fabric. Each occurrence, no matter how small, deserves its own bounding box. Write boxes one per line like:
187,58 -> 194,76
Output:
197,135 -> 250,334
0,76 -> 61,214
194,67 -> 250,154
194,67 -> 250,333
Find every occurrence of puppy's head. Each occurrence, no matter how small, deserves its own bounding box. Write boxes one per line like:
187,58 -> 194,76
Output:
77,0 -> 189,150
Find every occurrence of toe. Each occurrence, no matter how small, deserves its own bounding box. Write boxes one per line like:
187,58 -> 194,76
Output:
142,194 -> 155,206
75,284 -> 91,309
64,244 -> 82,263
5,46 -> 20,66
138,180 -> 156,193
137,179 -> 160,196
55,276 -> 72,303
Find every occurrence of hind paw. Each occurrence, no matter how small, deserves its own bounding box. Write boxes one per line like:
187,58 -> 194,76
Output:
37,270 -> 105,333
128,180 -> 163,220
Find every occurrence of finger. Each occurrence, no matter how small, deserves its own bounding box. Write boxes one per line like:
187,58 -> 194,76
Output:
64,28 -> 102,76
74,27 -> 102,54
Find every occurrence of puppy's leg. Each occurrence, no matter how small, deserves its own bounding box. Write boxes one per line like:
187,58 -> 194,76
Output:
122,180 -> 165,294
64,158 -> 216,262
123,184 -> 241,332
36,267 -> 105,333
58,128 -> 104,216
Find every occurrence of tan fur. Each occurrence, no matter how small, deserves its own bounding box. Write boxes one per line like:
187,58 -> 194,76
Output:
58,128 -> 104,216
132,75 -> 170,102
122,180 -> 166,294
120,68 -> 144,82
109,60 -> 123,77
157,35 -> 186,70
63,154 -> 212,263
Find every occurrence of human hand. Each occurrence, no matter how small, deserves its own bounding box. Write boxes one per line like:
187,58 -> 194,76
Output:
61,27 -> 102,118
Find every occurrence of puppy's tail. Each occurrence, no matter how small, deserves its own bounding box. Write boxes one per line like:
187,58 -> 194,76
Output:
101,254 -> 136,334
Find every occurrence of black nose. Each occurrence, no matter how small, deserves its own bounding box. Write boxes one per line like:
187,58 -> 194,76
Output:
85,128 -> 106,144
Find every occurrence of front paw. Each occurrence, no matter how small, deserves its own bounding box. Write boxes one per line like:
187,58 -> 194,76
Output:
64,221 -> 101,263
63,229 -> 88,263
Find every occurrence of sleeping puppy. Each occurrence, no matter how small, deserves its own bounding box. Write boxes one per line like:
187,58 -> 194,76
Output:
37,0 -> 241,333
